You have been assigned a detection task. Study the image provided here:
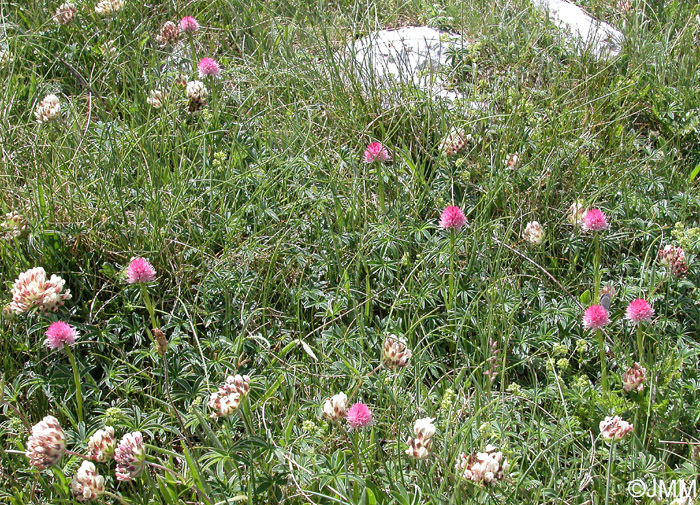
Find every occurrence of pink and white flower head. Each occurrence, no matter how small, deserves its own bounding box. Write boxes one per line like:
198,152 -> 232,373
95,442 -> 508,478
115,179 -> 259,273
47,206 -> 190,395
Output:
622,363 -> 647,392
583,305 -> 610,331
45,321 -> 78,349
625,298 -> 654,324
94,0 -> 124,15
70,460 -> 106,502
179,16 -> 199,33
439,206 -> 467,230
440,129 -> 471,156
382,335 -> 412,369
114,432 -> 146,481
363,142 -> 391,163
88,427 -> 116,462
504,153 -> 520,169
455,444 -> 509,484
346,402 -> 373,429
582,208 -> 609,232
322,392 -> 348,422
198,58 -> 221,79
156,21 -> 179,45
53,3 -> 77,25
568,202 -> 585,225
26,415 -> 66,469
126,257 -> 156,284
2,211 -> 30,240
599,416 -> 633,442
208,374 -> 250,418
658,244 -> 687,277
523,221 -> 545,245
10,267 -> 71,314
405,417 -> 437,459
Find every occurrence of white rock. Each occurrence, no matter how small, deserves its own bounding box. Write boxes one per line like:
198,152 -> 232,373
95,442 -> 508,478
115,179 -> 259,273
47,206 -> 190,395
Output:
532,0 -> 623,58
339,26 -> 467,102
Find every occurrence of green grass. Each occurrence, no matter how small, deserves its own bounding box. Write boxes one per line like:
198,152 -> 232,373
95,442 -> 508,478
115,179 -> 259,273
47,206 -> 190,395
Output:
1,0 -> 700,503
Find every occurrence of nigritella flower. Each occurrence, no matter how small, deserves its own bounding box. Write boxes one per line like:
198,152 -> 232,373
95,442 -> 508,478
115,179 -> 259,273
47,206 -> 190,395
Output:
405,418 -> 436,459
95,0 -> 124,15
70,461 -> 106,501
88,426 -> 116,462
114,432 -> 146,481
126,257 -> 156,283
53,3 -> 77,25
10,267 -> 71,314
625,298 -> 654,324
363,142 -> 391,163
599,416 -> 633,441
523,221 -> 544,245
322,392 -> 347,422
179,16 -> 199,33
583,305 -> 610,331
198,57 -> 221,79
45,321 -> 79,349
346,402 -> 372,429
35,94 -> 61,123
382,335 -> 412,369
582,208 -> 609,232
208,374 -> 251,418
439,206 -> 467,230
622,363 -> 647,392
26,415 -> 66,469
1,211 -> 29,240
455,444 -> 509,484
156,21 -> 179,45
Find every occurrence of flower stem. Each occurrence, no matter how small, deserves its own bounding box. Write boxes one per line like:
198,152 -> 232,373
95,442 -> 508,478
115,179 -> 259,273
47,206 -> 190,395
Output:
593,232 -> 601,301
64,344 -> 83,424
448,230 -> 456,313
597,329 -> 608,393
636,324 -> 645,364
605,442 -> 615,505
139,284 -> 158,330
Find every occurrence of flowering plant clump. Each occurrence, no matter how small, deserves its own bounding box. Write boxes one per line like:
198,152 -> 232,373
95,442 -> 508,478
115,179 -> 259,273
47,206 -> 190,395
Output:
10,267 -> 71,314
323,392 -> 348,422
405,417 -> 436,459
455,444 -> 509,484
26,416 -> 67,470
346,402 -> 372,429
88,427 -> 116,462
523,221 -> 544,245
114,432 -> 146,481
70,461 -> 106,501
622,363 -> 647,392
208,374 -> 251,418
382,334 -> 412,368
45,321 -> 79,349
599,416 -> 633,441
363,142 -> 391,163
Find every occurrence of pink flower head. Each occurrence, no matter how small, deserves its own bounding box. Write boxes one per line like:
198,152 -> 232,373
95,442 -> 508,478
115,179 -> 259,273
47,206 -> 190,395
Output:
599,415 -> 633,442
363,142 -> 391,163
179,16 -> 199,33
622,363 -> 647,392
45,321 -> 78,349
583,304 -> 610,331
346,402 -> 372,429
582,208 -> 609,232
198,58 -> 221,79
625,298 -> 654,324
439,206 -> 467,230
126,257 -> 156,284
